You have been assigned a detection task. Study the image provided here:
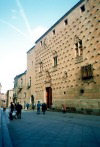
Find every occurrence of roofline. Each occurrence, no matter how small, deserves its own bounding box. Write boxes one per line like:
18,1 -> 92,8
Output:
27,45 -> 35,54
14,70 -> 27,80
35,0 -> 85,44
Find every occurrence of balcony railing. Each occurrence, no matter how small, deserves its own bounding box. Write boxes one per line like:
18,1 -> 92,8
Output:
13,93 -> 17,98
18,85 -> 23,92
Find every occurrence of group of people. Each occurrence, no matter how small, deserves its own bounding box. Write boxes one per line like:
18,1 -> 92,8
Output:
9,102 -> 22,120
37,101 -> 47,114
9,101 -> 47,120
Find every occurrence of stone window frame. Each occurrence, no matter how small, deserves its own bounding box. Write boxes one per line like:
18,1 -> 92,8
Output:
52,51 -> 58,67
53,56 -> 58,67
29,77 -> 31,87
27,77 -> 31,89
39,61 -> 43,73
74,35 -> 83,57
24,92 -> 26,98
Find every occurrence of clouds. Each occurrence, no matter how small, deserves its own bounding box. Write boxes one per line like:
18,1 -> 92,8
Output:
16,0 -> 32,39
0,24 -> 48,93
0,0 -> 49,93
0,18 -> 29,40
0,0 -> 78,93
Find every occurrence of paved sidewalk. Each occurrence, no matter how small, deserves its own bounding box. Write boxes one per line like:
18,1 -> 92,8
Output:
6,111 -> 100,147
0,109 -> 2,147
0,109 -> 13,147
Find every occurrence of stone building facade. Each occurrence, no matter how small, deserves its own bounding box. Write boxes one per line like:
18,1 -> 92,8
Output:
32,0 -> 100,112
14,0 -> 100,113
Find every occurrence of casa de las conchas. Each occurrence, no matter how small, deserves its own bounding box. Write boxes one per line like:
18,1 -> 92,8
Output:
13,0 -> 100,114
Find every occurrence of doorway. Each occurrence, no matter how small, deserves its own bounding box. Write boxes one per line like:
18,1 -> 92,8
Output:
31,95 -> 34,104
46,87 -> 52,108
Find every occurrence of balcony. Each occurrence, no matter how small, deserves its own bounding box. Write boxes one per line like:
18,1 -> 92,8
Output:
13,93 -> 17,98
18,85 -> 23,92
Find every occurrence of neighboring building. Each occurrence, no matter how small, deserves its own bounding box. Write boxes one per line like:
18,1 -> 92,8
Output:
13,47 -> 36,109
0,83 -> 6,107
26,46 -> 35,106
13,71 -> 27,108
6,89 -> 14,107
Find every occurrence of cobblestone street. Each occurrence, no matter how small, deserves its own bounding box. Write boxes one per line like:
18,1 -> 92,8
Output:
1,110 -> 100,147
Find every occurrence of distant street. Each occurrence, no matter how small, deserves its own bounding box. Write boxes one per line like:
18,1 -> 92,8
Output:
1,109 -> 100,147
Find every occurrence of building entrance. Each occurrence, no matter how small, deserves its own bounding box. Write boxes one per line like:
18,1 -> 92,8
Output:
31,95 -> 34,104
46,87 -> 52,108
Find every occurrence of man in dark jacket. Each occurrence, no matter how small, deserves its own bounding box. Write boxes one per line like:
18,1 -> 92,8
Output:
9,102 -> 14,120
42,103 -> 47,115
16,102 -> 22,119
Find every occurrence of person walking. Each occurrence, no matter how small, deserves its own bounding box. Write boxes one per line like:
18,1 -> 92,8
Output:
37,101 -> 41,114
42,103 -> 47,115
26,103 -> 29,110
9,102 -> 14,120
16,102 -> 22,119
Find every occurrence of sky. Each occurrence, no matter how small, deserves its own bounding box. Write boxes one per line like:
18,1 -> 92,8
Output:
0,0 -> 80,93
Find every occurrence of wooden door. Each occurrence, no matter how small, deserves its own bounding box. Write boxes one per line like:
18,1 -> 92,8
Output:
46,87 -> 52,108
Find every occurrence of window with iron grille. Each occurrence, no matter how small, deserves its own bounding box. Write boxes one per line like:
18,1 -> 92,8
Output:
81,64 -> 93,80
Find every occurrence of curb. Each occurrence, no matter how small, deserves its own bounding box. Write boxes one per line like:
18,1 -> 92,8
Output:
1,110 -> 13,147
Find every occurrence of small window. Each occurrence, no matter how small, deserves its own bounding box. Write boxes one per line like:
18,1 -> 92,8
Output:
79,40 -> 82,48
80,5 -> 85,12
54,56 -> 57,67
39,61 -> 43,72
40,41 -> 42,46
24,92 -> 26,98
53,29 -> 55,35
75,43 -> 78,48
29,77 -> 31,87
64,19 -> 68,25
80,89 -> 84,94
21,78 -> 23,86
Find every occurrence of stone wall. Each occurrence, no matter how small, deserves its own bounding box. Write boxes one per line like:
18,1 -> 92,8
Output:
33,0 -> 100,113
